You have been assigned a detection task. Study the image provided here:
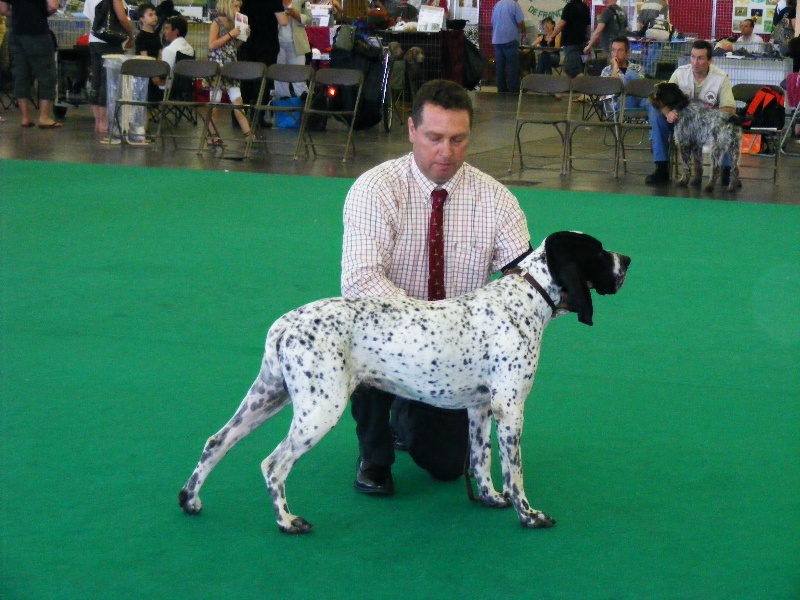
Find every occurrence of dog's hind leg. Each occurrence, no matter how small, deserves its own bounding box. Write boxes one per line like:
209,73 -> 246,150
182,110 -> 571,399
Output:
706,149 -> 723,192
261,390 -> 349,534
677,145 -> 692,187
467,405 -> 511,508
690,149 -> 703,187
179,369 -> 290,515
727,140 -> 742,191
493,391 -> 555,529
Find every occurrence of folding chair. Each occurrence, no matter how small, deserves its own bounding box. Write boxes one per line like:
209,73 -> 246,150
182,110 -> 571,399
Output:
245,63 -> 315,159
780,72 -> 800,158
155,60 -> 219,151
199,61 -> 267,155
618,78 -> 664,174
109,58 -> 171,146
732,83 -> 784,183
295,68 -> 364,163
508,73 -> 572,175
565,75 -> 624,175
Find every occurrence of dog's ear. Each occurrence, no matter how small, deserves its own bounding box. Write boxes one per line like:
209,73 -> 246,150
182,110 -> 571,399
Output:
545,232 -> 607,326
556,262 -> 594,326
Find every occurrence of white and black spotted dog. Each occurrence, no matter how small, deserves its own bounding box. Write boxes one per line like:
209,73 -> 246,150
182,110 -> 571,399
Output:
650,82 -> 743,192
179,232 -> 630,534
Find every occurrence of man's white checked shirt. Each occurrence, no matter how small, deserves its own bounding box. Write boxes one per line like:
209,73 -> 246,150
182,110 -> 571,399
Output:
342,153 -> 530,300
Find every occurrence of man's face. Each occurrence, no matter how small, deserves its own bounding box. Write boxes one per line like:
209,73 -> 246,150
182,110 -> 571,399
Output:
690,48 -> 711,77
162,23 -> 177,42
740,20 -> 753,35
408,104 -> 471,185
140,8 -> 158,27
610,41 -> 628,63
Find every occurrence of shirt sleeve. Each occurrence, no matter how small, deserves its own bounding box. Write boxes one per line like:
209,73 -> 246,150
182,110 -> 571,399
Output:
341,177 -> 409,299
490,188 -> 531,274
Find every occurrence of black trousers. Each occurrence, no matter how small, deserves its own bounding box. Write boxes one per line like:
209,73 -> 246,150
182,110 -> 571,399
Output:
351,386 -> 469,481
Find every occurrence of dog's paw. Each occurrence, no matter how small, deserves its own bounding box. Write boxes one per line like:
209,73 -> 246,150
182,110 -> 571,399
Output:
727,180 -> 742,192
519,510 -> 556,529
480,490 -> 512,509
278,516 -> 313,534
178,488 -> 202,515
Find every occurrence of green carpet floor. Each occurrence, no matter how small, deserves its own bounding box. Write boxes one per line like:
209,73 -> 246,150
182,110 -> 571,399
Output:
1,159 -> 798,599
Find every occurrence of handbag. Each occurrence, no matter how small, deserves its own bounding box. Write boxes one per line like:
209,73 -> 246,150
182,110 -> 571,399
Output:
272,96 -> 303,129
333,24 -> 355,52
772,16 -> 795,55
92,0 -> 128,45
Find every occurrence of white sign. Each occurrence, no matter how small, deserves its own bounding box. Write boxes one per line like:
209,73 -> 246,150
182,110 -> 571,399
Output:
309,4 -> 332,27
418,5 -> 445,32
519,0 -> 568,23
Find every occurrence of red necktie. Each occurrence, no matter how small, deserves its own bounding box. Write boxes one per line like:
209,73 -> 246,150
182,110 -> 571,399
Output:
428,189 -> 447,301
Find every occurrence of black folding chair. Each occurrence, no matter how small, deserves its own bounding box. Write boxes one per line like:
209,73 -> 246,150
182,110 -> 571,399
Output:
508,73 -> 572,175
295,68 -> 364,163
618,78 -> 665,174
732,83 -> 784,183
109,58 -> 171,146
565,75 -> 624,175
199,61 -> 267,155
155,60 -> 219,151
245,63 -> 314,159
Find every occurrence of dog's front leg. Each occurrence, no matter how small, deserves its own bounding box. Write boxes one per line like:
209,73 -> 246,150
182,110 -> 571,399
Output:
494,395 -> 555,529
467,405 -> 510,508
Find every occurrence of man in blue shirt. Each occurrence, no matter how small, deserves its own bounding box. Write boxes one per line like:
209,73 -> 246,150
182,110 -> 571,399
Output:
491,0 -> 526,94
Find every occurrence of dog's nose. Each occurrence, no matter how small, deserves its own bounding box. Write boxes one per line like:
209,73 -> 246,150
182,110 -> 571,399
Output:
620,255 -> 631,268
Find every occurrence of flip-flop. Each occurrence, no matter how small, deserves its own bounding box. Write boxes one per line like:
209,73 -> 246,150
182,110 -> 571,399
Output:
20,122 -> 36,128
38,122 -> 63,129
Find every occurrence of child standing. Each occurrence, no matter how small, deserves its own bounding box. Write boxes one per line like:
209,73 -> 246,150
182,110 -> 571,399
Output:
135,3 -> 163,104
207,0 -> 252,145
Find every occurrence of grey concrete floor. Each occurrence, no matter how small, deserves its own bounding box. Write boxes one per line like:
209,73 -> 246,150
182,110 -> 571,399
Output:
1,90 -> 798,206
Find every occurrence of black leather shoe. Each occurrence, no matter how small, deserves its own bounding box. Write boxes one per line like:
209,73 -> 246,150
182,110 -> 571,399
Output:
354,458 -> 395,496
645,165 -> 670,185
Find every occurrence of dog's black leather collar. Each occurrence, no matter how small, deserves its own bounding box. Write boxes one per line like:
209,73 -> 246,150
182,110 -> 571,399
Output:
502,267 -> 561,314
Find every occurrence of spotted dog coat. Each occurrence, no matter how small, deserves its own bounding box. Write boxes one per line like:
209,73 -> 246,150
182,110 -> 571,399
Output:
649,82 -> 743,192
178,232 -> 630,534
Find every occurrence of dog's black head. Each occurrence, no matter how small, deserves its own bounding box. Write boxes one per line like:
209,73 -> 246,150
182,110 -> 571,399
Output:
649,82 -> 690,112
544,232 -> 630,326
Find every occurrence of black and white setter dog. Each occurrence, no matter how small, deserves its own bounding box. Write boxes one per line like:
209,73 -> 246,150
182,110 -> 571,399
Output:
649,82 -> 742,192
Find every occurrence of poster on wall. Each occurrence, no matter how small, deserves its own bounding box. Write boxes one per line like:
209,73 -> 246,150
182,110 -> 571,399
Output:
733,0 -> 778,35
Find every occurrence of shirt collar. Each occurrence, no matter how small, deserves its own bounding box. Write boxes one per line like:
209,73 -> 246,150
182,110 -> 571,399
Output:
408,153 -> 465,200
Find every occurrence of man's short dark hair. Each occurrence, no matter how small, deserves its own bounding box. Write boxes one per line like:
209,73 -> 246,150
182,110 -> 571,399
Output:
692,39 -> 713,60
137,2 -> 156,16
741,18 -> 755,28
411,80 -> 473,128
166,15 -> 189,38
611,36 -> 630,51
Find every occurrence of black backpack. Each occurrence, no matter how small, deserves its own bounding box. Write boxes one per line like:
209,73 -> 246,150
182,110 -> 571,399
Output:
743,86 -> 785,129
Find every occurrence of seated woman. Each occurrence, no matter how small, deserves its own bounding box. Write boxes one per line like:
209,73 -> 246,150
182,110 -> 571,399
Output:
533,17 -> 561,74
